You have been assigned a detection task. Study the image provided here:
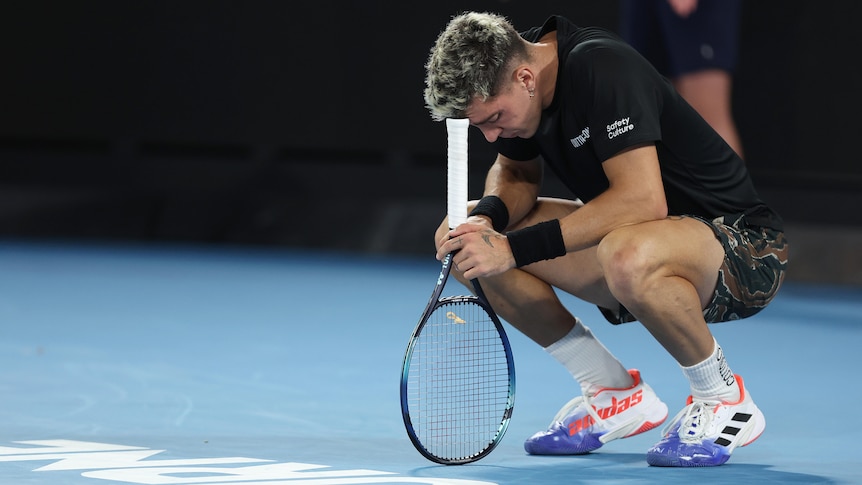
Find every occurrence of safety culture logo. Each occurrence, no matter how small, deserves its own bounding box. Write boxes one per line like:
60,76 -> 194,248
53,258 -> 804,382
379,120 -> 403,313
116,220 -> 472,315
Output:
606,117 -> 634,139
0,439 -> 498,485
569,117 -> 636,149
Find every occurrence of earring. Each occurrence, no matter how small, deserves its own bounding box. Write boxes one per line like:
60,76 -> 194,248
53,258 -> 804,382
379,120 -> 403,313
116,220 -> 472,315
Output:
529,89 -> 535,98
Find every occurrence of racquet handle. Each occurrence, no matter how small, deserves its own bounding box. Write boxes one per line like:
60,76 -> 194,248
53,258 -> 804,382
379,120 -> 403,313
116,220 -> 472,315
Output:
446,118 -> 469,229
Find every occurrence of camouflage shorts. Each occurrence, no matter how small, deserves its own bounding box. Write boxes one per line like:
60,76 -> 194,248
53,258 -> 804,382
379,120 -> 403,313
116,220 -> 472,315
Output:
600,214 -> 790,324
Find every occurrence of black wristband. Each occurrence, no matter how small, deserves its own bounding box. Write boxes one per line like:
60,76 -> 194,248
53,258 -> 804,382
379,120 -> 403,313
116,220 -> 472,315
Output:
469,195 -> 510,232
507,219 -> 567,267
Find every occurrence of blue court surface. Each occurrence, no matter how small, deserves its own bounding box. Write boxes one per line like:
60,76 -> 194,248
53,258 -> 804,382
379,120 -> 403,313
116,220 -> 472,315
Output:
1,240 -> 860,484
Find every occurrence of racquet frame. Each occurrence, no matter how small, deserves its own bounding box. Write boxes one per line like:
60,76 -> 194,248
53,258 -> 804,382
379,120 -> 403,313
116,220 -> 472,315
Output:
399,251 -> 516,464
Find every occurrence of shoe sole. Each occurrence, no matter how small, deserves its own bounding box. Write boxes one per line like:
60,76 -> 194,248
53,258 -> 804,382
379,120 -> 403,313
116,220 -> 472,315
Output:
526,409 -> 668,455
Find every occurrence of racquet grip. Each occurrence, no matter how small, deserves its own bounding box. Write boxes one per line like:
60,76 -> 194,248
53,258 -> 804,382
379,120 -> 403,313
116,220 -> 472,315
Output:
446,118 -> 469,229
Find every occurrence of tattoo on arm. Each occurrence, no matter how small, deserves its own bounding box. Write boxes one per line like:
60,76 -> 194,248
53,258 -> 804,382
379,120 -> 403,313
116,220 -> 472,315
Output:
481,231 -> 500,248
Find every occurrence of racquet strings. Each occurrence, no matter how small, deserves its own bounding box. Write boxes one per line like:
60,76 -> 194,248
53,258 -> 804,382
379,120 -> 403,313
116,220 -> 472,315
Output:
406,299 -> 511,461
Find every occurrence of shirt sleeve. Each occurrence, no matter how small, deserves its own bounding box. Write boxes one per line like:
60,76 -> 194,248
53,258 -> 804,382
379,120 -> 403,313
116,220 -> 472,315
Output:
571,41 -> 664,162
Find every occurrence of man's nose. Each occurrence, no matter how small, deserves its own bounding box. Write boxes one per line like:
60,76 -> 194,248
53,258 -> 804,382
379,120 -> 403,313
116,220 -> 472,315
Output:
479,125 -> 502,143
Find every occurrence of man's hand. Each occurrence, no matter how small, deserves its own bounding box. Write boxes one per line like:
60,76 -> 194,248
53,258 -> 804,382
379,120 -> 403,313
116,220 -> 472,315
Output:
667,0 -> 698,17
436,221 -> 516,280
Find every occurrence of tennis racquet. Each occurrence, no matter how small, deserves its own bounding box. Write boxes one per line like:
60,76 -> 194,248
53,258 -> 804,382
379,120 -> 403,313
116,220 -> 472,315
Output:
400,118 -> 516,465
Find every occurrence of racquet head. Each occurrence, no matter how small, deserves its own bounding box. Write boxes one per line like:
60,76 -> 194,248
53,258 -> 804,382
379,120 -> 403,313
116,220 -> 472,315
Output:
400,288 -> 515,464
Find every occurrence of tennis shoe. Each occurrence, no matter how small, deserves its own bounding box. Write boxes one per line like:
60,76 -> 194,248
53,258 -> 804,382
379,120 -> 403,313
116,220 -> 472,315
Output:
524,369 -> 668,455
646,374 -> 765,467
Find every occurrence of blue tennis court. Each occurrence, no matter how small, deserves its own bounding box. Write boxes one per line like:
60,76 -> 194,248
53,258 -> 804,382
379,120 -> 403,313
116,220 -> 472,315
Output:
1,240 -> 859,484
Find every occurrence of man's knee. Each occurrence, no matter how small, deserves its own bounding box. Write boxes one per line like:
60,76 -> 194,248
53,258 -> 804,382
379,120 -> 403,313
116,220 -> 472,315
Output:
597,228 -> 664,298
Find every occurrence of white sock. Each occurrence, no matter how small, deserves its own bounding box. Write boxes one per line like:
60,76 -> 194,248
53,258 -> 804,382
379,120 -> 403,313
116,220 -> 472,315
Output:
681,338 -> 740,403
544,318 -> 633,391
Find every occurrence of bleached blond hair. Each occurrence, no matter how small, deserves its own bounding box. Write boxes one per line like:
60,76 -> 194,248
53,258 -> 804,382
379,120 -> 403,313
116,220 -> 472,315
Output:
423,12 -> 528,121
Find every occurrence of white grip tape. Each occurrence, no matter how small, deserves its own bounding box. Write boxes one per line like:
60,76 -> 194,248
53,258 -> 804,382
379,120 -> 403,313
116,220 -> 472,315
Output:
446,118 -> 469,229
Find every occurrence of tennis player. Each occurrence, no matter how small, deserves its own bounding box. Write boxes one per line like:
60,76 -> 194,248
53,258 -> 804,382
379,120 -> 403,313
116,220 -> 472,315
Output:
424,12 -> 788,467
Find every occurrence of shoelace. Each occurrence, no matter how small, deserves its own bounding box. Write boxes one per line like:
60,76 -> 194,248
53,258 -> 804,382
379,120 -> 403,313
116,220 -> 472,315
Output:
668,401 -> 718,442
550,391 -> 603,428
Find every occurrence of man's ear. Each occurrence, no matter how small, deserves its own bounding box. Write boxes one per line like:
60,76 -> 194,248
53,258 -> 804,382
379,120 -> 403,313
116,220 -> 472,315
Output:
515,66 -> 535,93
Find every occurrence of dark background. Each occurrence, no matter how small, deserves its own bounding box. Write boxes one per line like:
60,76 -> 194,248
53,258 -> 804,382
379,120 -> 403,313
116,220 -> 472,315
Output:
1,1 -> 860,284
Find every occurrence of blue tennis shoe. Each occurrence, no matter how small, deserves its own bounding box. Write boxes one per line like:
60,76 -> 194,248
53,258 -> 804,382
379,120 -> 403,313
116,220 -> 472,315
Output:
646,374 -> 765,467
525,369 -> 668,455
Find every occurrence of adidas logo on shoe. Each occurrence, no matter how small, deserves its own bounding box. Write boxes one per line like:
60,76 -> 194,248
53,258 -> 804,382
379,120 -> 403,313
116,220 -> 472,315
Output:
568,390 -> 644,435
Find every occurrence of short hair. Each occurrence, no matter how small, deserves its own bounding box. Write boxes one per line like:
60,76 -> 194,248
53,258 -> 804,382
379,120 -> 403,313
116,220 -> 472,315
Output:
424,12 -> 528,121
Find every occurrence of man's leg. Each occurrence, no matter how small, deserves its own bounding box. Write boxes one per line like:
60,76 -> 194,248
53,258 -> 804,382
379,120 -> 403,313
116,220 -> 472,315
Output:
593,216 -> 771,466
674,70 -> 744,158
595,216 -> 723,366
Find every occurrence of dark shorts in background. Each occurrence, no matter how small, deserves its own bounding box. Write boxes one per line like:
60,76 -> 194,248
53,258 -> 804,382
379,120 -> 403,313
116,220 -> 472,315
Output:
600,213 -> 790,325
618,0 -> 743,77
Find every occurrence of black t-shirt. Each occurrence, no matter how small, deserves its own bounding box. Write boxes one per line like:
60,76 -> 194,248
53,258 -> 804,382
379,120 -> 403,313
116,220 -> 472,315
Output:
494,16 -> 782,230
